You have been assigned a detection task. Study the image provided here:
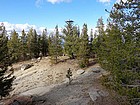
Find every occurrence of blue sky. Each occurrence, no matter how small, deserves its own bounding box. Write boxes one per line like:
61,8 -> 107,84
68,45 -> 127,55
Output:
0,0 -> 121,34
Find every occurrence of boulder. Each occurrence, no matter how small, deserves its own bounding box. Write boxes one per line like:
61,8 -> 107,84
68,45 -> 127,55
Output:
0,102 -> 4,105
97,90 -> 109,97
76,69 -> 85,75
89,89 -> 100,101
31,58 -> 36,61
89,89 -> 109,102
31,57 -> 41,63
4,96 -> 32,105
91,67 -> 101,73
21,64 -> 33,71
31,58 -> 38,63
37,57 -> 41,61
8,66 -> 14,71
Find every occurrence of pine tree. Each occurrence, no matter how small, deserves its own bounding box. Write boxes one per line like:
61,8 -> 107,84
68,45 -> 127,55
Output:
27,28 -> 39,58
89,29 -> 94,58
72,26 -> 80,57
20,29 -> 27,60
0,24 -> 14,99
48,25 -> 63,64
32,29 -> 39,58
63,21 -> 79,59
78,24 -> 90,68
66,68 -> 73,85
93,17 -> 106,63
109,0 -> 140,81
40,29 -> 48,56
8,30 -> 21,62
27,28 -> 34,58
97,0 -> 140,102
96,17 -> 104,36
95,17 -> 105,49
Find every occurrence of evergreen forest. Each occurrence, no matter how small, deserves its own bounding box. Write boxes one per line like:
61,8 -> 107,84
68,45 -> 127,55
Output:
0,0 -> 140,104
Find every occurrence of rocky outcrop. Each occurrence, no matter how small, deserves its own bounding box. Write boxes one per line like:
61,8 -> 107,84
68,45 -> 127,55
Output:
91,67 -> 101,73
89,89 -> 109,102
76,69 -> 85,75
20,64 -> 33,71
3,96 -> 32,105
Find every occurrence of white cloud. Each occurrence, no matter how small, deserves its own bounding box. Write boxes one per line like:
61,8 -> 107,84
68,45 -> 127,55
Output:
0,22 -> 64,36
0,22 -> 46,35
35,0 -> 71,7
35,0 -> 71,6
116,0 -> 127,3
97,0 -> 110,3
47,0 -> 71,4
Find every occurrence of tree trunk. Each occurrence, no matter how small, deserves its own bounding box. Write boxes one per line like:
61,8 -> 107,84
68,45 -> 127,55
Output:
70,53 -> 75,59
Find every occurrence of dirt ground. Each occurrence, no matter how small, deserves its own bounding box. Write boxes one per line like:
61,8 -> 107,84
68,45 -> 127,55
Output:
11,56 -> 80,95
1,56 -> 121,105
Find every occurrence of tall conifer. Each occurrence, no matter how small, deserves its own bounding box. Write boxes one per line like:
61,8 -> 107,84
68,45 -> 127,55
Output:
40,29 -> 48,56
78,24 -> 90,68
27,28 -> 39,58
20,29 -> 27,60
0,24 -> 14,99
63,21 -> 79,59
96,0 -> 140,102
8,30 -> 21,62
49,25 -> 63,63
